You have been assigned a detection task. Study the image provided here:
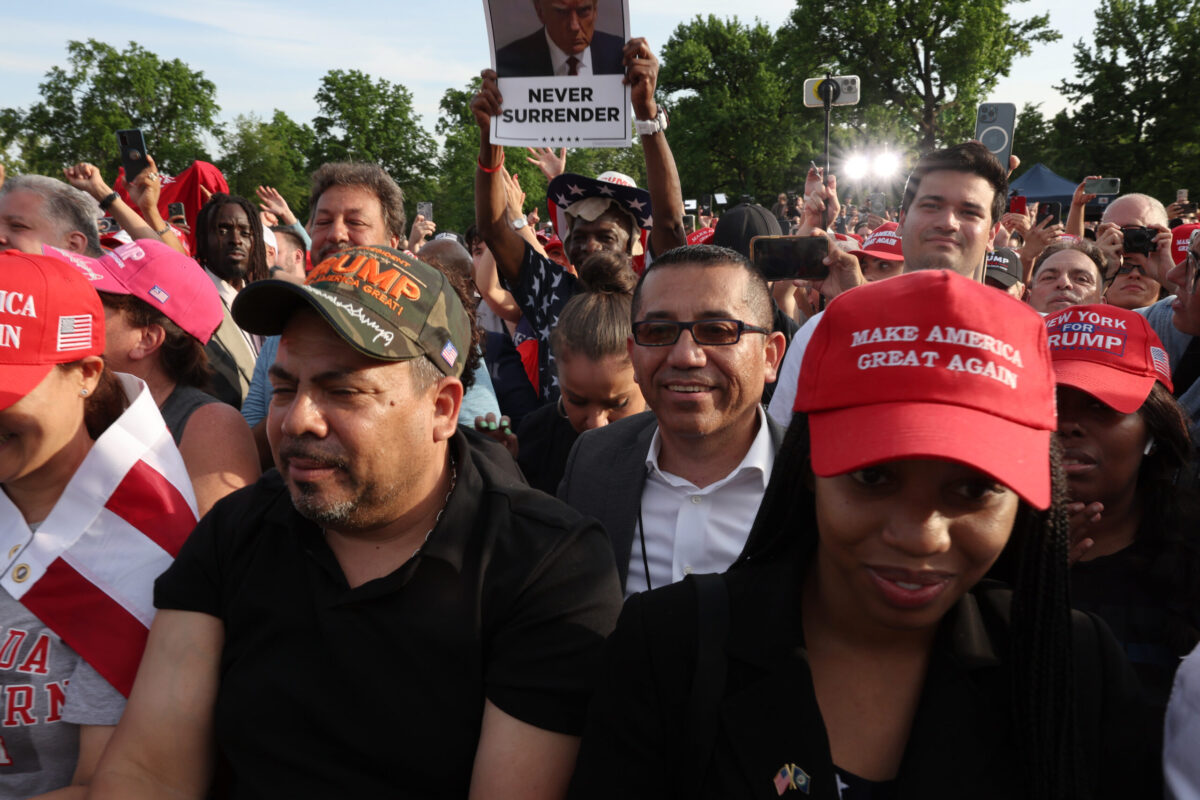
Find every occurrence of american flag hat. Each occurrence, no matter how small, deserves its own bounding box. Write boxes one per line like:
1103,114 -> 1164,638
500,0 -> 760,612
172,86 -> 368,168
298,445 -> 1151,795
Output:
0,250 -> 105,411
1043,302 -> 1173,414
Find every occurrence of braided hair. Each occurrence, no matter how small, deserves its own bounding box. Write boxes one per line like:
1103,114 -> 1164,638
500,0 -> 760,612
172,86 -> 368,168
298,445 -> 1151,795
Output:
735,413 -> 1077,800
193,193 -> 270,289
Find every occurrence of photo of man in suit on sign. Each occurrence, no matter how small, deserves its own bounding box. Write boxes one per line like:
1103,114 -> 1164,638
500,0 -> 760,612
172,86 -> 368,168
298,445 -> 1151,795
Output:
496,0 -> 626,77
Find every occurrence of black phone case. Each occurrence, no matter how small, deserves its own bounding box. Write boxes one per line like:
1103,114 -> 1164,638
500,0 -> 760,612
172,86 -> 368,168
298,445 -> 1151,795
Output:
116,129 -> 151,181
974,103 -> 1016,172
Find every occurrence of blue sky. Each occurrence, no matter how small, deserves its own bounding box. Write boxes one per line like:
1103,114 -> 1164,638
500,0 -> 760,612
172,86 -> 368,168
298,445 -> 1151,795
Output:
4,0 -> 1097,150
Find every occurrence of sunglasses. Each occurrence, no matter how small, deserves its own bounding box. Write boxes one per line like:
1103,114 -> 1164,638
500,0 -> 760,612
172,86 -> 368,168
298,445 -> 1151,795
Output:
632,319 -> 771,347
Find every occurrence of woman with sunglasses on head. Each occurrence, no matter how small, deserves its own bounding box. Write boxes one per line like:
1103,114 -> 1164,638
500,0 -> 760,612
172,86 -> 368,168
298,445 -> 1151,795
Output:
1046,303 -> 1200,714
0,252 -> 196,798
569,271 -> 1158,799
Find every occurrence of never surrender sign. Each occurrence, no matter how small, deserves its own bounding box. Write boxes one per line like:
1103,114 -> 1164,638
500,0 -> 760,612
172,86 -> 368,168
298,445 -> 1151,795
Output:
484,0 -> 631,148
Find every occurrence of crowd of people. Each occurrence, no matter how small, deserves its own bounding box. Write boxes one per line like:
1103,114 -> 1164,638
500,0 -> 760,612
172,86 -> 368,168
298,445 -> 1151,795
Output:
1,26 -> 1199,800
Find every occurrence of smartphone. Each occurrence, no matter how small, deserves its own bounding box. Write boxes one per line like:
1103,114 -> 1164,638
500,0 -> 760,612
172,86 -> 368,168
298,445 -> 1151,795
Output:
1181,203 -> 1198,215
749,235 -> 830,281
417,201 -> 433,222
1084,178 -> 1120,195
868,192 -> 887,214
116,129 -> 151,181
974,103 -> 1017,172
1008,195 -> 1027,215
1178,189 -> 1189,203
682,213 -> 696,233
1036,201 -> 1062,227
97,217 -> 120,235
167,201 -> 185,220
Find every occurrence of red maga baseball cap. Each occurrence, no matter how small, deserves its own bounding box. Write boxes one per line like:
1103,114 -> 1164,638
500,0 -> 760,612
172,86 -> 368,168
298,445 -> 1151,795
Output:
1044,304 -> 1172,414
1171,223 -> 1200,265
849,221 -> 904,262
42,240 -> 224,344
0,250 -> 105,411
795,270 -> 1057,508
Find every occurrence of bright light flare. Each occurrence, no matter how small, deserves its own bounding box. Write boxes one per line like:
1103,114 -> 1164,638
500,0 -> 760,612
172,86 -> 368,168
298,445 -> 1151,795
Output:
843,154 -> 870,181
873,152 -> 902,178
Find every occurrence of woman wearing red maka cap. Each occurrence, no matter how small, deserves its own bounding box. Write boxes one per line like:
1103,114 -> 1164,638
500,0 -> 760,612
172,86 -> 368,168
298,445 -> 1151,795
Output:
1044,303 -> 1200,714
570,271 -> 1158,799
0,251 -> 197,795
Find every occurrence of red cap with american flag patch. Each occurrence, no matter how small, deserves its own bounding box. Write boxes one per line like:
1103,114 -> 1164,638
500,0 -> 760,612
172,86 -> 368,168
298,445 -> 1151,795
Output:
1044,303 -> 1173,414
0,250 -> 105,411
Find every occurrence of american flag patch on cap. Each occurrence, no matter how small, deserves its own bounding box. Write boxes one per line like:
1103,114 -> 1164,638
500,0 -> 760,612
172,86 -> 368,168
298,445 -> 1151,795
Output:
1151,346 -> 1171,379
149,285 -> 170,304
440,341 -> 458,367
57,315 -> 93,351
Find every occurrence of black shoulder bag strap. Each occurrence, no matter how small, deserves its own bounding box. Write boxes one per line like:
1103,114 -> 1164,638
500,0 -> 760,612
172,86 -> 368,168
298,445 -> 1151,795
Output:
686,573 -> 731,796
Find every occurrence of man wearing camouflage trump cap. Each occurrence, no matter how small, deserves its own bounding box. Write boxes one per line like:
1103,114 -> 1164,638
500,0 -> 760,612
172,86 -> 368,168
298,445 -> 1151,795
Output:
90,246 -> 623,798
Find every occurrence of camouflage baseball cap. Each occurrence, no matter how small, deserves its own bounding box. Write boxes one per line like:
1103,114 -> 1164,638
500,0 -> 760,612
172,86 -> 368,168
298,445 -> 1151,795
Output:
232,245 -> 470,378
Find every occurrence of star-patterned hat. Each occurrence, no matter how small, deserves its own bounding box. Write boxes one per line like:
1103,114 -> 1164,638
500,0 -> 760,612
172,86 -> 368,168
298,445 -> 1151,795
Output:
546,173 -> 654,242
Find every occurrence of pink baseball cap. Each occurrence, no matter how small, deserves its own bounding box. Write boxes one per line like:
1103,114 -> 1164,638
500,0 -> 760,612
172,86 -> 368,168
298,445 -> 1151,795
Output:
1171,223 -> 1200,265
0,251 -> 106,411
849,221 -> 903,262
795,270 -> 1057,509
1044,303 -> 1172,414
43,240 -> 223,344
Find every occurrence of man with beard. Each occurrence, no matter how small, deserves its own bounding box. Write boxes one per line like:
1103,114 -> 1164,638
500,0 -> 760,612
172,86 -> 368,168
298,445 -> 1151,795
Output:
88,245 -> 621,799
194,194 -> 270,407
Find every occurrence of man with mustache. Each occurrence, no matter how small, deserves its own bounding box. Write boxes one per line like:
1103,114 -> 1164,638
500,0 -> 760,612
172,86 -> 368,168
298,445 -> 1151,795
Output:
557,245 -> 786,596
89,245 -> 621,798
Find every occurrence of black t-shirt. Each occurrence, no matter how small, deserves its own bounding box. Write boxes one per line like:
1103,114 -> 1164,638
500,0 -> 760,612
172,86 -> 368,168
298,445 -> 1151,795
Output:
1071,536 -> 1198,710
154,433 -> 622,798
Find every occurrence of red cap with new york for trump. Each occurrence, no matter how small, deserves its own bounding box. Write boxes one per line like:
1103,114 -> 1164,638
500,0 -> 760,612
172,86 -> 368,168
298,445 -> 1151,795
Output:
0,250 -> 105,411
1044,303 -> 1173,414
795,270 -> 1058,508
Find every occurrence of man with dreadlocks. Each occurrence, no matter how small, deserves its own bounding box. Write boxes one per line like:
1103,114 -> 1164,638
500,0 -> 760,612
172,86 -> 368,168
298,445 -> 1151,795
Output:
193,193 -> 270,407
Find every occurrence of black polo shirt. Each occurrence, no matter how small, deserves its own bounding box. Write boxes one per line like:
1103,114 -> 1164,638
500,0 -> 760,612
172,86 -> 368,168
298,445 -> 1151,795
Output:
155,433 -> 622,798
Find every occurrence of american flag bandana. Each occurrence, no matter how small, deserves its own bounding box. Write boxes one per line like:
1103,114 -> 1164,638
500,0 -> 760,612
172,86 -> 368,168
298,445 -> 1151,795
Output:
0,374 -> 197,696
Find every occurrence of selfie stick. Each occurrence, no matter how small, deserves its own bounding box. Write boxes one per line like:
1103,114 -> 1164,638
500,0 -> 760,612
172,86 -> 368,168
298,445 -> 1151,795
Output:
818,72 -> 834,229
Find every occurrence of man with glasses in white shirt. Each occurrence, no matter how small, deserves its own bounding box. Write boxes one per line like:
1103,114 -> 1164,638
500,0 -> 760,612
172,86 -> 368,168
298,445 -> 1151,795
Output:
558,245 -> 786,596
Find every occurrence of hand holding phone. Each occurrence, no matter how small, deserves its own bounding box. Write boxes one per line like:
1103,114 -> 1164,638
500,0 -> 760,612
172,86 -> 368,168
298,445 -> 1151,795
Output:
116,129 -> 151,181
750,235 -> 830,281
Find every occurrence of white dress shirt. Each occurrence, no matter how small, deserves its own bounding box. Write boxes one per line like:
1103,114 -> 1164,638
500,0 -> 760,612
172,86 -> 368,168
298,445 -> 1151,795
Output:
624,407 -> 775,597
545,30 -> 592,76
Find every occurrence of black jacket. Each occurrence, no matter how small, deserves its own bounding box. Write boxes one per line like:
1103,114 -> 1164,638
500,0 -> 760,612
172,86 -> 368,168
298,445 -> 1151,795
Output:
569,545 -> 1160,799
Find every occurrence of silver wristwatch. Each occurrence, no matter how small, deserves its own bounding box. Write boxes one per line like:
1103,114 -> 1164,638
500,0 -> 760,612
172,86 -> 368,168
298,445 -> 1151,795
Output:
634,108 -> 668,137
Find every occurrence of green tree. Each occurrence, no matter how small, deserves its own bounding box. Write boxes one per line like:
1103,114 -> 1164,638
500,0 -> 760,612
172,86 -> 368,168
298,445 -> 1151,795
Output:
219,111 -> 314,218
1054,0 -> 1200,198
777,0 -> 1060,154
310,69 -> 438,219
657,15 -> 809,198
1,39 -> 220,176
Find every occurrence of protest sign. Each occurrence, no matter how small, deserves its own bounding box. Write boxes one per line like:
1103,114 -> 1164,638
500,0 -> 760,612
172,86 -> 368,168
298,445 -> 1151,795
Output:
484,0 -> 631,148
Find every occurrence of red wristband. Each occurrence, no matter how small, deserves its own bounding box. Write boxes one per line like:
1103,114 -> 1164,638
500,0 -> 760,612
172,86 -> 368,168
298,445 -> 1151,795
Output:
477,151 -> 505,173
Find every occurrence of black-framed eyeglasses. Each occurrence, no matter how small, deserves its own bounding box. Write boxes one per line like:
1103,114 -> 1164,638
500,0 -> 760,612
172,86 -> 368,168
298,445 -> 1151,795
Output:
632,318 -> 772,346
